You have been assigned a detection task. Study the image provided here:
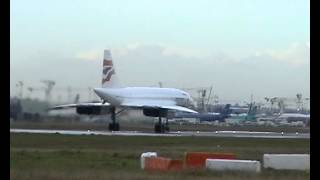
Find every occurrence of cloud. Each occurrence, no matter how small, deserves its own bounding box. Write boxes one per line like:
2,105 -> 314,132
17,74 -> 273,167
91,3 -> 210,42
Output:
12,42 -> 309,102
75,49 -> 102,61
255,42 -> 310,66
75,41 -> 310,67
76,43 -> 211,61
161,45 -> 211,58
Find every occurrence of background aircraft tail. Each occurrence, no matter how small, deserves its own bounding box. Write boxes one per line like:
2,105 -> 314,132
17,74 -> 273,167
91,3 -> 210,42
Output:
102,49 -> 121,88
221,104 -> 232,117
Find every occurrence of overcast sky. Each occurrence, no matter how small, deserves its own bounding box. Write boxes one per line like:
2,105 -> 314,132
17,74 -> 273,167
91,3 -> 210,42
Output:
10,0 -> 310,103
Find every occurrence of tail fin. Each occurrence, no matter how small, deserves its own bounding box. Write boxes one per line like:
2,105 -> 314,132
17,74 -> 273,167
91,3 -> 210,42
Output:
102,49 -> 121,88
222,104 -> 232,115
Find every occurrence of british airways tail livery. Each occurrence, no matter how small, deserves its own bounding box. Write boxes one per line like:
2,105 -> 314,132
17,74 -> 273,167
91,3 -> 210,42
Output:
101,50 -> 121,88
50,49 -> 197,133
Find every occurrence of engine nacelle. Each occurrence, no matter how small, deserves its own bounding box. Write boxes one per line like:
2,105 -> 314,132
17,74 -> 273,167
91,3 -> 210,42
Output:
143,108 -> 168,117
76,106 -> 103,115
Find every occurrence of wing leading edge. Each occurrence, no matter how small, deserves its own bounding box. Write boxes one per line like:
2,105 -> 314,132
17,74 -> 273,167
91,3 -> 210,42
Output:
49,102 -> 111,110
121,102 -> 198,113
50,102 -> 197,114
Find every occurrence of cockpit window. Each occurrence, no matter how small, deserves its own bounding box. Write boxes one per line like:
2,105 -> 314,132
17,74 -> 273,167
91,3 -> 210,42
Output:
176,97 -> 188,106
181,92 -> 188,96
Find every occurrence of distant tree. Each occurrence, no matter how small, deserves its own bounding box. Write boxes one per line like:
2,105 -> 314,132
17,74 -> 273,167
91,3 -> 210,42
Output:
10,98 -> 23,120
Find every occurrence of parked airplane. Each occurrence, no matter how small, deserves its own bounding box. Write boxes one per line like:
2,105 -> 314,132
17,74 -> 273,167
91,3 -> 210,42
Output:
174,104 -> 232,122
50,50 -> 197,133
276,113 -> 310,123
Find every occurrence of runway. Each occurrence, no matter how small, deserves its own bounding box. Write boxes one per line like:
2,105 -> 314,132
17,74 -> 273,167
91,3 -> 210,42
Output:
10,129 -> 310,139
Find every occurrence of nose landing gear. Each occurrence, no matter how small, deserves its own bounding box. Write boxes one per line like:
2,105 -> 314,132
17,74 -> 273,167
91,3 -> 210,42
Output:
108,107 -> 120,131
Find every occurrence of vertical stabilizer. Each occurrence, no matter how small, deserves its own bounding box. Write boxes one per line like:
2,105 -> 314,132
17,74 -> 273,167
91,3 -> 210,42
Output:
102,49 -> 121,88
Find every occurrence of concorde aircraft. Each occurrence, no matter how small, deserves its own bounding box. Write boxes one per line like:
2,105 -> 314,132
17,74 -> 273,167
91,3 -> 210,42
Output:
50,50 -> 197,133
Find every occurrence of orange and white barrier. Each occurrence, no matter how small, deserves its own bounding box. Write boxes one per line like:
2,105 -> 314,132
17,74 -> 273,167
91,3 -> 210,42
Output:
185,152 -> 236,169
144,157 -> 183,171
140,152 -> 157,169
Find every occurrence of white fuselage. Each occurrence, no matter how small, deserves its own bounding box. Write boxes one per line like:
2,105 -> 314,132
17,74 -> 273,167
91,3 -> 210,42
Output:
94,87 -> 195,108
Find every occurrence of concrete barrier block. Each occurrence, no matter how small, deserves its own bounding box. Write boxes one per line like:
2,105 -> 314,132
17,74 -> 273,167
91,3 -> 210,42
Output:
206,159 -> 261,173
140,152 -> 157,169
263,154 -> 310,170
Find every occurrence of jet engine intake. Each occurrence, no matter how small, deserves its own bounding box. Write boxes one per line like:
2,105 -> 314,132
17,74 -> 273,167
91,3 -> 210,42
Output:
76,106 -> 101,115
143,108 -> 168,117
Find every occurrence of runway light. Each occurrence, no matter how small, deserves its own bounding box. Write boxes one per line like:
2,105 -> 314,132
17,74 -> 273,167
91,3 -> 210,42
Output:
215,131 -> 218,133
281,132 -> 284,135
296,132 -> 299,135
197,131 -> 200,133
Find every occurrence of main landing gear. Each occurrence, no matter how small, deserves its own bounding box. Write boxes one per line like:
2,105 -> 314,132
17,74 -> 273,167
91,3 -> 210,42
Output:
108,106 -> 170,133
108,107 -> 120,131
154,117 -> 170,133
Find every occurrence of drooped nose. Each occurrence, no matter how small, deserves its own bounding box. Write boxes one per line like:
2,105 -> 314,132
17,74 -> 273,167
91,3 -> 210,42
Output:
93,88 -> 105,98
187,96 -> 196,108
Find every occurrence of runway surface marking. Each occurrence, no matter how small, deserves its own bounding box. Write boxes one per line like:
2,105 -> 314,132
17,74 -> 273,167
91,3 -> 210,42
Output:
10,129 -> 310,139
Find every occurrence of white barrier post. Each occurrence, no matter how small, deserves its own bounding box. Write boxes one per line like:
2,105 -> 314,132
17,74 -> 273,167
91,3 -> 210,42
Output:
206,159 -> 261,173
263,154 -> 310,170
140,152 -> 157,169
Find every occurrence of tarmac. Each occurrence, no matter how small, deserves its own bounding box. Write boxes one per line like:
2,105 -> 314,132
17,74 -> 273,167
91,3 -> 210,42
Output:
10,129 -> 310,139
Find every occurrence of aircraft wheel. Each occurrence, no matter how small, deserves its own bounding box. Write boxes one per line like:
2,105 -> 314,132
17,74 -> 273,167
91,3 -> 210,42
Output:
109,123 -> 120,131
165,125 -> 170,132
108,123 -> 114,131
115,123 -> 120,131
154,123 -> 162,133
160,124 -> 166,133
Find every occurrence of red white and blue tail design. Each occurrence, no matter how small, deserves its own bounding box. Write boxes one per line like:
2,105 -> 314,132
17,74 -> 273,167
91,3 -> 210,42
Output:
102,50 -> 120,88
